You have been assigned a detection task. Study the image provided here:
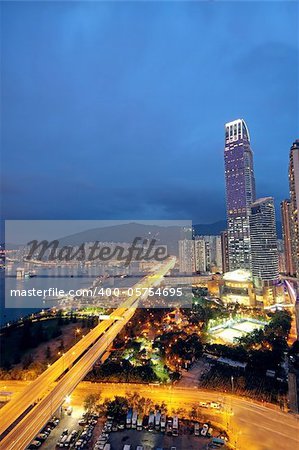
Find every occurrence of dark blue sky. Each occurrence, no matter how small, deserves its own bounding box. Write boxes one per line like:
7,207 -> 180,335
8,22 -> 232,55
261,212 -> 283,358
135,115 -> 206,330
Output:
1,1 -> 298,224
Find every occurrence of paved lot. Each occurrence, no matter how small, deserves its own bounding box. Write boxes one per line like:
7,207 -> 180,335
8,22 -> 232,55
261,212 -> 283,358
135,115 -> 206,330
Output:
177,361 -> 211,388
107,429 -> 211,450
40,408 -> 83,450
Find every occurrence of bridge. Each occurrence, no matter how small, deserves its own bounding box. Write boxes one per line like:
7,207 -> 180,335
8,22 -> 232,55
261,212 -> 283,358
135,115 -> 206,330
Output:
0,257 -> 176,450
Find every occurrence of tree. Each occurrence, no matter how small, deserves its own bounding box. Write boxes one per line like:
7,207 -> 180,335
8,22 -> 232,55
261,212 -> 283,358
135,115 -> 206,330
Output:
105,396 -> 129,419
35,322 -> 46,343
20,323 -> 33,350
83,393 -> 101,413
170,371 -> 181,382
46,346 -> 51,360
158,401 -> 168,415
190,404 -> 199,420
125,391 -> 141,410
22,353 -> 34,369
58,339 -> 64,351
137,397 -> 154,415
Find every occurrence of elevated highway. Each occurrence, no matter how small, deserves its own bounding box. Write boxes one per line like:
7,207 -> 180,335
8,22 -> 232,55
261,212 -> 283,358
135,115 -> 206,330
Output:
0,257 -> 176,448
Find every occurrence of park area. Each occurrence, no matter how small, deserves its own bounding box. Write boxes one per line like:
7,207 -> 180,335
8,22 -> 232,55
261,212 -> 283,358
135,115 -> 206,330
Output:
208,318 -> 267,344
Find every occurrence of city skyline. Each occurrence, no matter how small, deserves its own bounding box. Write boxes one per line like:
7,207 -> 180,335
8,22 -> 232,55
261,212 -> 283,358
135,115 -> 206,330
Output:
1,1 -> 298,223
1,3 -> 299,449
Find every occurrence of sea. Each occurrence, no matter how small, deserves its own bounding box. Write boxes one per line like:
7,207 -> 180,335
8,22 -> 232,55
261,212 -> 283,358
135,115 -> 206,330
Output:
0,264 -> 103,326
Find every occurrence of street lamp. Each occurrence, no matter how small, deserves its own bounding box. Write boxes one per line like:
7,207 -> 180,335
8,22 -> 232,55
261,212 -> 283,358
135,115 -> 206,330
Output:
75,328 -> 81,342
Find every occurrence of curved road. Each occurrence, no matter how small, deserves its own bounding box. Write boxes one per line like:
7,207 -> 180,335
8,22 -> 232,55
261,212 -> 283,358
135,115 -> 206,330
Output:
1,381 -> 298,450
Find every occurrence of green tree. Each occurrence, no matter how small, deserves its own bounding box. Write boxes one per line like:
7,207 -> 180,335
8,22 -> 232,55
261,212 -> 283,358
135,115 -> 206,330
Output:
83,393 -> 101,413
105,396 -> 129,419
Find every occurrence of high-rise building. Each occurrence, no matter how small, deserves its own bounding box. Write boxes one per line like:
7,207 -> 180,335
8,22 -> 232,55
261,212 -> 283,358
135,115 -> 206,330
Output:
224,119 -> 256,270
194,236 -> 222,273
215,236 -> 223,271
249,197 -> 279,287
178,239 -> 195,274
194,237 -> 206,273
289,139 -> 299,277
220,230 -> 229,273
277,238 -> 286,274
281,199 -> 295,275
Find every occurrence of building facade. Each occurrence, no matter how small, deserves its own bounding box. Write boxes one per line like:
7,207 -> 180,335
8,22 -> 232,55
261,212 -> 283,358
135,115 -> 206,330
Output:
249,197 -> 279,287
194,237 -> 207,273
224,119 -> 256,271
178,239 -> 195,274
215,236 -> 223,271
281,199 -> 295,275
220,230 -> 229,273
289,139 -> 299,277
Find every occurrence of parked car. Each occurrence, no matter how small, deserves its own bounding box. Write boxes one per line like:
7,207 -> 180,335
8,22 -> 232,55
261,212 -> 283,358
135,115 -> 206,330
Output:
78,419 -> 87,426
199,401 -> 209,408
210,402 -> 221,409
27,441 -> 42,449
201,423 -> 209,437
41,427 -> 51,436
35,433 -> 47,442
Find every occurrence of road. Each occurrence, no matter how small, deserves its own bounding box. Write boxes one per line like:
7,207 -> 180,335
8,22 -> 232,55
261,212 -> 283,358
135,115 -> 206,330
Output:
0,258 -> 176,449
71,383 -> 299,450
1,381 -> 298,450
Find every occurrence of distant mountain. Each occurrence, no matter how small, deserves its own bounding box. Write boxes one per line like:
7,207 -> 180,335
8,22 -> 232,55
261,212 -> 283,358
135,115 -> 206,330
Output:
4,243 -> 22,250
193,220 -> 282,239
57,222 -> 189,255
6,219 -> 283,251
193,220 -> 227,236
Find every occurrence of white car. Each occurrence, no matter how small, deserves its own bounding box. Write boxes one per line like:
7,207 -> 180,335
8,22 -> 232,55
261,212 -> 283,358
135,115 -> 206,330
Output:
210,402 -> 221,409
36,433 -> 47,441
199,401 -> 209,408
201,423 -> 209,436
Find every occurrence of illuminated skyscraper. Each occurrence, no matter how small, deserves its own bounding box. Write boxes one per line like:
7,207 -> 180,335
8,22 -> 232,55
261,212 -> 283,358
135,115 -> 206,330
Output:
249,197 -> 279,286
289,139 -> 299,277
224,119 -> 256,270
281,199 -> 295,275
194,237 -> 206,273
178,239 -> 195,274
220,230 -> 229,273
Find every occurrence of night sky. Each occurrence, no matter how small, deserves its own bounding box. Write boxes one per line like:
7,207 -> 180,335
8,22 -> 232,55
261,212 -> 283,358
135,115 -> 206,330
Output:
1,1 -> 298,224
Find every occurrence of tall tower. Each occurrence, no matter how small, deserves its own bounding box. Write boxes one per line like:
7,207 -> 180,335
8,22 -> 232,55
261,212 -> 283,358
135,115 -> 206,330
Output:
194,237 -> 206,273
178,239 -> 195,274
220,230 -> 229,273
281,199 -> 295,276
289,139 -> 299,277
249,197 -> 279,287
224,119 -> 256,270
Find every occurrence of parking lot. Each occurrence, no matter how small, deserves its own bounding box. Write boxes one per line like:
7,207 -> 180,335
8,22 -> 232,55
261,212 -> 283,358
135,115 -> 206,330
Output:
108,429 -> 211,450
27,406 -> 227,450
40,409 -> 83,450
